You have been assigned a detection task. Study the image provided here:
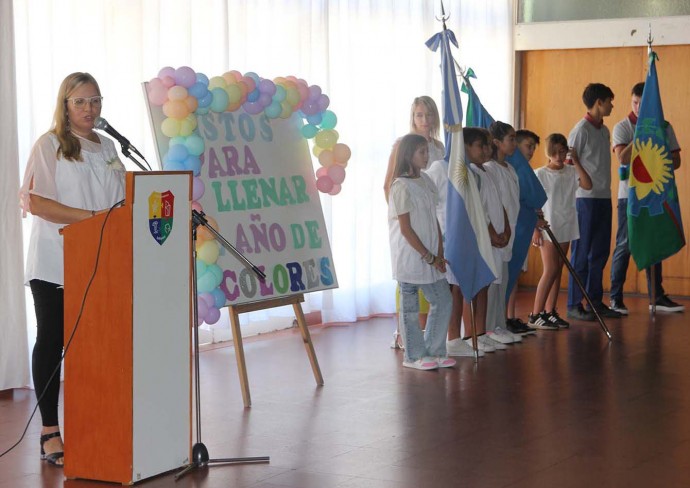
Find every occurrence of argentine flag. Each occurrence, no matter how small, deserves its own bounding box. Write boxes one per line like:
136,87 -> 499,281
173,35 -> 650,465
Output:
426,28 -> 496,300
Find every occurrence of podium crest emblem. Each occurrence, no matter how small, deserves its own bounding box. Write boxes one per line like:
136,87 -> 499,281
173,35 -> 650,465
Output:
148,191 -> 175,245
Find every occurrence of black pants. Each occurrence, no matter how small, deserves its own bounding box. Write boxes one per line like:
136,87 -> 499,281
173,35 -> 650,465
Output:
29,279 -> 64,427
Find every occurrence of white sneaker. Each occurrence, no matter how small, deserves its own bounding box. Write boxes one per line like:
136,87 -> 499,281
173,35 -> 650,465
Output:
390,330 -> 404,350
402,357 -> 438,370
487,329 -> 514,344
478,334 -> 507,350
494,326 -> 523,343
466,336 -> 495,353
447,338 -> 485,357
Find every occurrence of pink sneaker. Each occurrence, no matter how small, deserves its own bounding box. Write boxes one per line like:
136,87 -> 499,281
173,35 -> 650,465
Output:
435,357 -> 456,368
402,357 -> 439,370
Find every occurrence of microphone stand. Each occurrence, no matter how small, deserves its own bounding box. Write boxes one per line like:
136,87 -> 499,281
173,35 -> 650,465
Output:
119,144 -> 152,172
175,210 -> 269,481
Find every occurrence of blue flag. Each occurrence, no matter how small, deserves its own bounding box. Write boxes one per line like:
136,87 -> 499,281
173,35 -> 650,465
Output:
463,74 -> 547,298
628,52 -> 685,269
426,29 -> 496,300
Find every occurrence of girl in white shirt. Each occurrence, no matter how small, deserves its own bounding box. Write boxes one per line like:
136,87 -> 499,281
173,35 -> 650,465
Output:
19,72 -> 126,466
388,134 -> 454,370
529,134 -> 592,329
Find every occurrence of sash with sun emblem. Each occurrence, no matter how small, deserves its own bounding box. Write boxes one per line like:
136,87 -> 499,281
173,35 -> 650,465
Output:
628,51 -> 685,270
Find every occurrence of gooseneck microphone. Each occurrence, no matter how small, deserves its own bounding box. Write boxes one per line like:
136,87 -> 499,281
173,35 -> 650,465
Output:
94,117 -> 151,171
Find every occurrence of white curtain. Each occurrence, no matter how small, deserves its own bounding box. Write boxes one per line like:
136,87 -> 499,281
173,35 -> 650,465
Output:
1,0 -> 30,390
7,0 -> 512,367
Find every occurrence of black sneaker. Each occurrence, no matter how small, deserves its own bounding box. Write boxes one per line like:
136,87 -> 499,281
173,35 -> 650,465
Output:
528,312 -> 558,330
589,304 -> 622,318
610,298 -> 629,315
651,295 -> 685,313
507,318 -> 537,335
546,310 -> 570,328
567,304 -> 596,322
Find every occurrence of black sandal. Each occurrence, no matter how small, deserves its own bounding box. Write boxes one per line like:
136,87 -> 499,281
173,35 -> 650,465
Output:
40,431 -> 64,466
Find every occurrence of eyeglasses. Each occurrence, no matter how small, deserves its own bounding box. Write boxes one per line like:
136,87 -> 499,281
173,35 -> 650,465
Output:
66,96 -> 103,109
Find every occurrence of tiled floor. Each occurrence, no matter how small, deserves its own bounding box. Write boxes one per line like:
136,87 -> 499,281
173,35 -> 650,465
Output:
1,292 -> 689,487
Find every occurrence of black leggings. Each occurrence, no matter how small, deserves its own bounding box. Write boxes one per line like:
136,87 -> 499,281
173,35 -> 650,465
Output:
29,279 -> 64,427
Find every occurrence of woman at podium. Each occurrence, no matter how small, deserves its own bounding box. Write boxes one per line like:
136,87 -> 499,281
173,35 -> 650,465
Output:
19,72 -> 126,466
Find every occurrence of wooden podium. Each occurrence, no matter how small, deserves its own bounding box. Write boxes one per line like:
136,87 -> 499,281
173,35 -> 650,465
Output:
62,172 -> 192,484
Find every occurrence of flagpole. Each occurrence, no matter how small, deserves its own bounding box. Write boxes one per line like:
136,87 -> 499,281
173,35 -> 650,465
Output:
541,225 -> 612,340
469,301 -> 479,362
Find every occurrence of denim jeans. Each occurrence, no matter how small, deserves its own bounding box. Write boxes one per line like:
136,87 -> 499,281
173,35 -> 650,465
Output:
610,198 -> 664,301
568,198 -> 611,309
399,279 -> 452,363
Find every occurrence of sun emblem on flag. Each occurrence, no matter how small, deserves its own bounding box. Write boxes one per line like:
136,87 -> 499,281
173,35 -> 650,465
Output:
629,138 -> 673,201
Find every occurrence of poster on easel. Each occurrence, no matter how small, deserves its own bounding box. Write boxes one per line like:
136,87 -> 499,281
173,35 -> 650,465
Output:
143,67 -> 351,324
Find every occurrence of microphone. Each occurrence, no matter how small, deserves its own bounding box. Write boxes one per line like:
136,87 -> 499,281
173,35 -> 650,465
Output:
94,117 -> 150,171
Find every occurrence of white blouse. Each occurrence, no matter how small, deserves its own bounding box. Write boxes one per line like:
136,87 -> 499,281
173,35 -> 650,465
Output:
388,173 -> 443,284
20,132 -> 126,286
535,165 -> 580,243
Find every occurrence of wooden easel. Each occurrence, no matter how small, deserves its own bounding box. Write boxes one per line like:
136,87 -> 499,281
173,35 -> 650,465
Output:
228,294 -> 324,407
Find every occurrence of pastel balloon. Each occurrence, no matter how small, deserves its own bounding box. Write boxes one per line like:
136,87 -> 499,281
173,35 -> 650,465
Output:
315,166 -> 328,178
147,79 -> 168,106
258,92 -> 272,107
185,134 -> 205,156
315,129 -> 338,149
242,76 -> 256,92
205,306 -> 221,325
161,75 -> 176,88
301,124 -> 319,138
258,79 -> 276,95
210,88 -> 229,112
184,95 -> 199,112
308,84 -> 322,100
211,288 -> 227,308
185,155 -> 202,175
158,66 -> 175,79
265,101 -> 282,119
226,84 -> 242,103
167,143 -> 189,162
296,83 -> 309,101
168,85 -> 188,101
317,94 -> 330,112
196,258 -> 208,276
192,176 -> 205,201
320,110 -> 337,129
198,215 -> 218,240
247,89 -> 260,103
196,72 -> 209,85
208,76 -> 227,90
332,143 -> 352,163
318,150 -> 335,167
243,101 -> 263,115
199,292 -> 215,308
328,183 -> 342,196
179,116 -> 196,137
306,113 -> 322,125
163,100 -> 188,119
316,175 -> 334,193
189,82 -> 207,98
198,240 -> 220,264
280,101 -> 292,118
327,164 -> 346,184
197,296 -> 209,320
161,118 -> 181,138
197,270 -> 216,294
197,90 -> 213,108
312,145 -> 324,157
174,67 -> 196,87
285,88 -> 300,106
302,100 -> 319,115
206,264 -> 223,287
273,85 -> 286,102
163,160 -> 186,171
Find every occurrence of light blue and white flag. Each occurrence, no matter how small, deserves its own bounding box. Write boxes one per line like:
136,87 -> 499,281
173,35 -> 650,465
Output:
426,28 -> 496,300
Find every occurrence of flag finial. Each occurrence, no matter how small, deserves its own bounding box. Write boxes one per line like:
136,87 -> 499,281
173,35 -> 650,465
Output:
647,23 -> 654,55
436,0 -> 450,30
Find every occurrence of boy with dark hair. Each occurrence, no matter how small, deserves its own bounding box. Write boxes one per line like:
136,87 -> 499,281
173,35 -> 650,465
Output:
566,83 -> 622,321
609,82 -> 684,314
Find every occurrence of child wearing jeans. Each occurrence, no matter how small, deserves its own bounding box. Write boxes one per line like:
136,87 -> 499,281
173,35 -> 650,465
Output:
529,134 -> 592,329
388,134 -> 455,370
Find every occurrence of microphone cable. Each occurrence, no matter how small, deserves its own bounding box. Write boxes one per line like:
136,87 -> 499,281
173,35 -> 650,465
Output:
0,198 -> 125,461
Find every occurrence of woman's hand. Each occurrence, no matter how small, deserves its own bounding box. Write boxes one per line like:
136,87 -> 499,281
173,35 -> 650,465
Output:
532,229 -> 543,247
